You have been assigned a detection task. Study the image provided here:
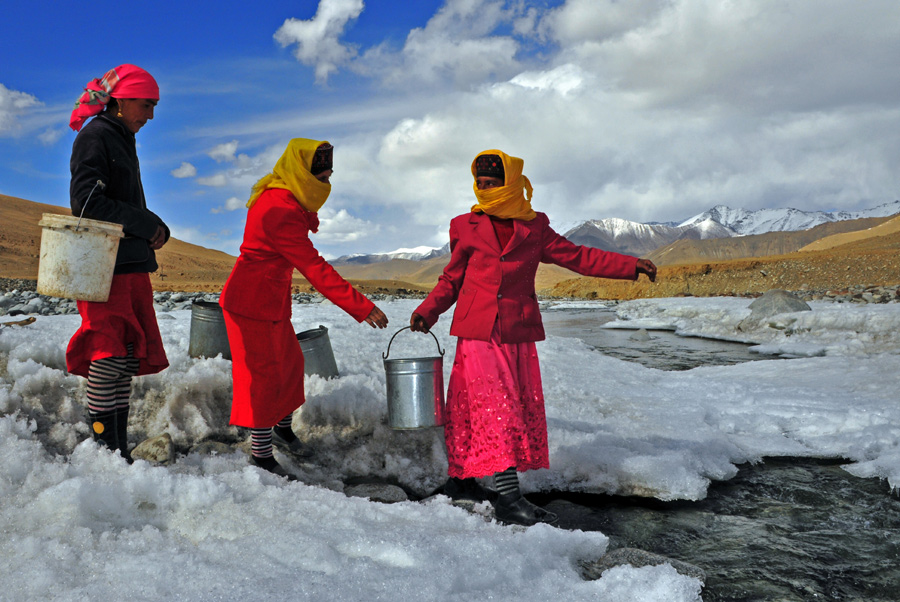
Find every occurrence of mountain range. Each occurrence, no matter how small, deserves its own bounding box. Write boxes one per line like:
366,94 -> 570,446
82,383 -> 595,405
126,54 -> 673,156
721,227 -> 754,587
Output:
333,201 -> 900,265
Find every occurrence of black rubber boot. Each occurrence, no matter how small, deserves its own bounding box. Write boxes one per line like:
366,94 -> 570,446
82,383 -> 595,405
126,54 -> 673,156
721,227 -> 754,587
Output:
115,407 -> 134,464
493,493 -> 559,527
251,455 -> 298,481
88,410 -> 118,450
443,477 -> 495,503
272,425 -> 313,458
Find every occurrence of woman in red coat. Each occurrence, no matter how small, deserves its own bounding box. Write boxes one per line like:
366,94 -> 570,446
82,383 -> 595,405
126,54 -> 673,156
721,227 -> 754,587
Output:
220,138 -> 388,478
410,149 -> 657,526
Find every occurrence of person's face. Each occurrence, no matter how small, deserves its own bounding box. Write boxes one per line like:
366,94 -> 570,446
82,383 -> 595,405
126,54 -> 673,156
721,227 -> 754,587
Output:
475,176 -> 504,190
315,169 -> 333,184
116,98 -> 157,133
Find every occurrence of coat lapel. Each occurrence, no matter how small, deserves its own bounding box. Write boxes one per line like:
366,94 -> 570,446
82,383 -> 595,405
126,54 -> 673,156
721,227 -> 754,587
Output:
469,212 -> 502,253
504,218 -> 533,254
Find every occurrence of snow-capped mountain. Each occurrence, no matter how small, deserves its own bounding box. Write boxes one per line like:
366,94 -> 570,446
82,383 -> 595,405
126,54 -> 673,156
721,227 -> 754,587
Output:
332,244 -> 449,266
679,201 -> 900,236
333,201 -> 899,265
562,217 -> 737,257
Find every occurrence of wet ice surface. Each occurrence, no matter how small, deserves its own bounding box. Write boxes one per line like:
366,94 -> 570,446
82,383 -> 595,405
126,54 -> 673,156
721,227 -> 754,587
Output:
540,306 -> 900,601
541,306 -> 774,371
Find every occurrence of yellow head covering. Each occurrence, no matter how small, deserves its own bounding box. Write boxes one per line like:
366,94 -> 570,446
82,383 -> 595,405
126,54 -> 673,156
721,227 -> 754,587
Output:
246,138 -> 331,212
470,149 -> 536,221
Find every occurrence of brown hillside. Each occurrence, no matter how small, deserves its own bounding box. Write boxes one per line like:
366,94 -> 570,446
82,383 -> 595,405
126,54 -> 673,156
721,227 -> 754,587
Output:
647,215 -> 896,266
799,214 -> 900,252
5,194 -> 898,298
0,194 -> 428,295
546,228 -> 900,300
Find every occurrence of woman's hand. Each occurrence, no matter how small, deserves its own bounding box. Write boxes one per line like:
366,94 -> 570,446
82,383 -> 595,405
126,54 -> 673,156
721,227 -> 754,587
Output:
364,306 -> 389,329
636,259 -> 657,282
409,313 -> 429,333
149,225 -> 167,250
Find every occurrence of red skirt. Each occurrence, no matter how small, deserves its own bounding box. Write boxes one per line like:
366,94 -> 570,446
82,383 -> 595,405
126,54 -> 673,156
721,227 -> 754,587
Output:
223,309 -> 305,428
66,273 -> 169,378
444,323 -> 549,479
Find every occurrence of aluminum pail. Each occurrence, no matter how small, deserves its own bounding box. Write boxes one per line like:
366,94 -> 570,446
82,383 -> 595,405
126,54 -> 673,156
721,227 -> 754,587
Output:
382,326 -> 445,430
188,301 -> 231,360
37,213 -> 123,302
296,325 -> 339,379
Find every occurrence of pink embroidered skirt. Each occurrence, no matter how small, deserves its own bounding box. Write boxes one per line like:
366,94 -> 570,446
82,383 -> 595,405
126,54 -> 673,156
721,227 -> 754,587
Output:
223,309 -> 305,428
444,325 -> 549,479
66,273 -> 169,378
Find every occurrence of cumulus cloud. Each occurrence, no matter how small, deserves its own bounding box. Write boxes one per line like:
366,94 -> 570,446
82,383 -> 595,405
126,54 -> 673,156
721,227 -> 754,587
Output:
196,174 -> 229,187
0,84 -> 42,134
209,140 -> 239,163
171,162 -> 198,178
274,0 -> 364,84
355,0 -> 526,88
211,197 -> 248,214
316,207 -> 378,243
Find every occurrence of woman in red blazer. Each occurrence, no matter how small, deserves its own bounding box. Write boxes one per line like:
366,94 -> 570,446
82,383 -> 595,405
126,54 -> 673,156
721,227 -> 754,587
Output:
411,150 -> 656,526
220,138 -> 388,478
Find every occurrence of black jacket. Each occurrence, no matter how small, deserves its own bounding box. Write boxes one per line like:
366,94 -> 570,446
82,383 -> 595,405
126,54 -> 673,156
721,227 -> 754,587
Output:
70,113 -> 170,274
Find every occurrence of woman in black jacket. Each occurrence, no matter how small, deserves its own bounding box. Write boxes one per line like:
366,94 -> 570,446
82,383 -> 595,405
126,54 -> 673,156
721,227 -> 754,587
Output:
66,64 -> 170,462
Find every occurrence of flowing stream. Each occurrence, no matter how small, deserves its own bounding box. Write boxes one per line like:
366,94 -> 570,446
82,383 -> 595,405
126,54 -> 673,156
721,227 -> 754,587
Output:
538,306 -> 900,602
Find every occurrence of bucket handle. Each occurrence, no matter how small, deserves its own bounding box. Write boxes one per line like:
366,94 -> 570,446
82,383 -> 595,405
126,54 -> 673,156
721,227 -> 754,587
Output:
74,179 -> 106,231
383,326 -> 444,360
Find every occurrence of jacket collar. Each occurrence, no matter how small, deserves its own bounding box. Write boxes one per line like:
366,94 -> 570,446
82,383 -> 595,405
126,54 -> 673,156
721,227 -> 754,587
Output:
468,211 -> 533,254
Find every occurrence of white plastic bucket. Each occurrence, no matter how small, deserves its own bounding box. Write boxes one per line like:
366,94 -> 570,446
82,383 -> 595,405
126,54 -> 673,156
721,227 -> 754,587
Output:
37,213 -> 123,302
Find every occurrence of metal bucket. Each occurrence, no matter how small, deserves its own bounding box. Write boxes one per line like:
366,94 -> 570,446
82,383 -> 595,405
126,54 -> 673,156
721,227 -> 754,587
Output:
37,213 -> 123,302
296,325 -> 339,379
188,301 -> 231,360
383,326 -> 445,430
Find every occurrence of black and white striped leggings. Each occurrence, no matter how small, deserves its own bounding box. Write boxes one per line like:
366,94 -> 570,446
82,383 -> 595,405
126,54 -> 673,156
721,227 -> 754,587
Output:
86,343 -> 139,415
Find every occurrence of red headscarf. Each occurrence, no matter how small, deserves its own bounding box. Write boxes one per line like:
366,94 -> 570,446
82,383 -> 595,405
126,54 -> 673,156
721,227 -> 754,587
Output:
69,64 -> 159,131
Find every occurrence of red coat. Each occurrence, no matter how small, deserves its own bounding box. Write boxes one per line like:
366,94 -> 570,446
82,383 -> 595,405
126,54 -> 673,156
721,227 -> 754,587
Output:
415,211 -> 639,344
220,188 -> 373,322
220,188 -> 374,428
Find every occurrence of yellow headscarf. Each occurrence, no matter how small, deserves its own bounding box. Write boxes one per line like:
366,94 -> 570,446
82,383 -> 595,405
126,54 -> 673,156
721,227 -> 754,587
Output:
470,149 -> 536,221
246,138 -> 331,212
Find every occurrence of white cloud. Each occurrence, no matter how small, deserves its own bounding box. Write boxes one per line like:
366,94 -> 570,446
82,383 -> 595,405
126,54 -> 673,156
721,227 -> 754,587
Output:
274,0 -> 365,84
171,162 -> 198,178
355,0 -> 525,88
0,84 -> 42,134
196,174 -> 229,187
37,128 -> 63,146
209,140 -> 239,163
316,207 -> 378,243
211,196 -> 247,214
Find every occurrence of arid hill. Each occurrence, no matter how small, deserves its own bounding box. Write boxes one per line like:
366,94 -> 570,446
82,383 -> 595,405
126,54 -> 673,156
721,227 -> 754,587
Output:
646,215 -> 896,266
0,194 -> 430,295
3,193 -> 898,298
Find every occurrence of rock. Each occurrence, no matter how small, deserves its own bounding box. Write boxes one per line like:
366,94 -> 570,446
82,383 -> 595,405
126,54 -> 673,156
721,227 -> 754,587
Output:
747,289 -> 811,316
629,328 -> 652,342
738,289 -> 812,332
579,547 -> 707,584
344,483 -> 409,503
189,440 -> 235,456
132,433 -> 175,465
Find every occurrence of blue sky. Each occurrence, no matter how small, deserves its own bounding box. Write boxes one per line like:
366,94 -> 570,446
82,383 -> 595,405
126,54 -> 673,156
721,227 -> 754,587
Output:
2,0 -> 900,259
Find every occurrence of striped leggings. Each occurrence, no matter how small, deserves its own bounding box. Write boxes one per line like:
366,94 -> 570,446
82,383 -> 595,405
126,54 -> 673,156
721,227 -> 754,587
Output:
250,415 -> 294,459
86,343 -> 139,415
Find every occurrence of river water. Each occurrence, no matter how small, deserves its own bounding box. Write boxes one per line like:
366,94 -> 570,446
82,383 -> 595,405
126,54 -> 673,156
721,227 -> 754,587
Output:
538,306 -> 900,602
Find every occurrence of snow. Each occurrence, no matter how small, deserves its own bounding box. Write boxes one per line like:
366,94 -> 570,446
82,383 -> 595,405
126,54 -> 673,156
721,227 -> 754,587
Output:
678,201 -> 900,235
2,295 -> 898,600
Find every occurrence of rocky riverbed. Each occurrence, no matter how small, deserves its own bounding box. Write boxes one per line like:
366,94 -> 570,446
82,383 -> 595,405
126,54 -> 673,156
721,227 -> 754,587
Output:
1,277 -> 898,319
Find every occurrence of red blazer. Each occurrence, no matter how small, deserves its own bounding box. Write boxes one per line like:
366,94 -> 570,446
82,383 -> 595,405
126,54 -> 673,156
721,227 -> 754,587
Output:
220,188 -> 373,322
415,211 -> 639,344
